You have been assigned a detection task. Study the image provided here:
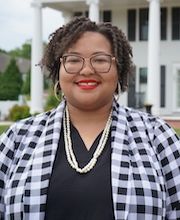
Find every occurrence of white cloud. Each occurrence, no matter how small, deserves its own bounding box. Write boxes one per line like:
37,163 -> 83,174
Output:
0,0 -> 64,51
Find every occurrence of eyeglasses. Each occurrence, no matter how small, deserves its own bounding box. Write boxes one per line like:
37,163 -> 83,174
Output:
60,54 -> 115,74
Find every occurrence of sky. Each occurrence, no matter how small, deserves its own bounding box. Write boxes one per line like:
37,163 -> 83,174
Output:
0,0 -> 65,51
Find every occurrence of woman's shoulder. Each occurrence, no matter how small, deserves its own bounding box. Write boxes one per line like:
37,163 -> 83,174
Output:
117,104 -> 158,124
117,104 -> 175,134
118,104 -> 179,140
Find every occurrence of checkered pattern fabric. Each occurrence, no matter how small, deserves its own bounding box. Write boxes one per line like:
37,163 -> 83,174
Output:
0,100 -> 179,220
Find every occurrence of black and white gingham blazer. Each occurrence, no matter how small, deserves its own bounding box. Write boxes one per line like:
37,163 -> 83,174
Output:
0,100 -> 180,220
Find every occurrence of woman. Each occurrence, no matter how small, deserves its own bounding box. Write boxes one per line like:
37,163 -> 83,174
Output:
0,16 -> 180,220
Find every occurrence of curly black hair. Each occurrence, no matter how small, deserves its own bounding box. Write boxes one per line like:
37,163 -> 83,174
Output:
42,16 -> 133,92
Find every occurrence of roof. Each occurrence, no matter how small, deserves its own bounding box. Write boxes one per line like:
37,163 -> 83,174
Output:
0,53 -> 30,74
38,0 -> 180,12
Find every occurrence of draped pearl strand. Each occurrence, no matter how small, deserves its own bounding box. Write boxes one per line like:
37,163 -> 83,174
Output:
63,106 -> 112,174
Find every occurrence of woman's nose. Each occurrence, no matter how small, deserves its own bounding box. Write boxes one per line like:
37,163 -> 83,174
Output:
79,59 -> 95,75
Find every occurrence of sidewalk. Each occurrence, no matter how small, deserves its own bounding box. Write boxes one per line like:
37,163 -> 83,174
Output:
162,116 -> 180,128
163,119 -> 180,128
0,121 -> 13,126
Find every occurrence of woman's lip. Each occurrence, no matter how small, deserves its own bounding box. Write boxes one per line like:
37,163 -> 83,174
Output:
75,80 -> 100,90
76,79 -> 99,83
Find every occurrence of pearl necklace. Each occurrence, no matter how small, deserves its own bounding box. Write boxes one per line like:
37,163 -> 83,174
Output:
63,106 -> 112,174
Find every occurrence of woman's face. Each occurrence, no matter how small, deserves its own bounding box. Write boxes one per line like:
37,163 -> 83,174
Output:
59,31 -> 118,111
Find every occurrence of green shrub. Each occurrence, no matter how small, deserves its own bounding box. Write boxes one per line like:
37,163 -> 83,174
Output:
45,94 -> 60,111
8,104 -> 31,121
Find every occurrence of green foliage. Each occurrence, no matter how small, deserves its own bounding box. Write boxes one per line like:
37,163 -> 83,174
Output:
44,76 -> 50,91
21,70 -> 50,96
9,42 -> 31,59
45,94 -> 60,111
0,49 -> 7,54
22,70 -> 30,95
0,59 -> 23,100
45,87 -> 60,111
8,104 -> 31,121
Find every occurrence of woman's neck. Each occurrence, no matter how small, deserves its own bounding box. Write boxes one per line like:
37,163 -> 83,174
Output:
66,102 -> 113,150
66,102 -> 113,127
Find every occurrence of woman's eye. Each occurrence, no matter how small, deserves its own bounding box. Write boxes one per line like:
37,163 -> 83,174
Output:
66,57 -> 81,63
94,57 -> 108,63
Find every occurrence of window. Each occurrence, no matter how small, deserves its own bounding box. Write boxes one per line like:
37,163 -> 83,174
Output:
172,7 -> 180,40
161,8 -> 167,40
85,11 -> 89,18
103,10 -> 112,22
138,67 -> 147,107
128,9 -> 136,41
73,12 -> 83,17
73,11 -> 88,18
139,8 -> 149,41
139,67 -> 147,85
160,66 -> 166,107
128,66 -> 136,108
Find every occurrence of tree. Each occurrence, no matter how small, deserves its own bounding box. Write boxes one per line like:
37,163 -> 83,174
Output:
0,49 -> 7,54
0,59 -> 23,100
9,42 -> 31,59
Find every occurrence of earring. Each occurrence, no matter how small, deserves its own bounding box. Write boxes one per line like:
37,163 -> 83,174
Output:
54,81 -> 61,101
114,82 -> 121,101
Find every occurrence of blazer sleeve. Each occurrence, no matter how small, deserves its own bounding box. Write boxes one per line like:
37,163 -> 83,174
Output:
0,124 -> 17,219
153,119 -> 180,219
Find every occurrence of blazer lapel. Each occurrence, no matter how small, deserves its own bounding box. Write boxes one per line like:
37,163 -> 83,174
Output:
23,101 -> 65,220
111,101 -> 132,220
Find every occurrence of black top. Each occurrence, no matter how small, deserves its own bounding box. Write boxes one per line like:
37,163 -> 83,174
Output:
45,123 -> 115,220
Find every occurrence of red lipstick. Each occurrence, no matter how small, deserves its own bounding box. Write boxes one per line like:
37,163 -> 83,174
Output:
76,79 -> 99,90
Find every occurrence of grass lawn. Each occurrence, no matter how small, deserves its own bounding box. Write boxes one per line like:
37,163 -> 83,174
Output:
0,125 -> 180,136
0,125 -> 10,135
175,128 -> 180,137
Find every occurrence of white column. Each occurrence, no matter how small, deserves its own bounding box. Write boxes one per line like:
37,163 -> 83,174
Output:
147,0 -> 161,115
86,0 -> 100,22
30,1 -> 43,114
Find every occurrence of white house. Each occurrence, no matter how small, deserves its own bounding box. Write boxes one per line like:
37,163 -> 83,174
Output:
30,0 -> 180,116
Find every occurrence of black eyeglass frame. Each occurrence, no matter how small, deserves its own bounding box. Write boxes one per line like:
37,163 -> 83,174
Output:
60,53 -> 116,74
